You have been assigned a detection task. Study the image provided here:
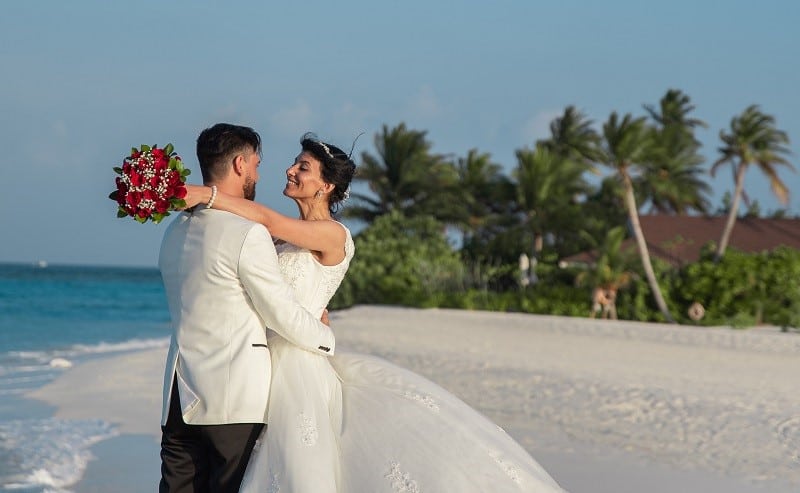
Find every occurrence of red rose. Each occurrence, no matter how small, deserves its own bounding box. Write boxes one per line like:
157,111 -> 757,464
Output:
154,156 -> 168,172
129,169 -> 143,187
167,170 -> 181,184
115,180 -> 128,205
174,185 -> 187,199
126,191 -> 142,207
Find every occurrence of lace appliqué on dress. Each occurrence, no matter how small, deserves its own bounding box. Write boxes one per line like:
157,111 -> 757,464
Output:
402,390 -> 440,412
320,265 -> 346,303
267,468 -> 281,493
489,450 -> 522,484
276,245 -> 305,290
385,461 -> 421,493
298,412 -> 319,446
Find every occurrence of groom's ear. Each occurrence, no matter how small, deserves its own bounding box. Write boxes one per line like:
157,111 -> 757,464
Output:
231,154 -> 245,176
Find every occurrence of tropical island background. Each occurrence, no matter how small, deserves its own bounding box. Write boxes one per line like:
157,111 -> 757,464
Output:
329,92 -> 799,329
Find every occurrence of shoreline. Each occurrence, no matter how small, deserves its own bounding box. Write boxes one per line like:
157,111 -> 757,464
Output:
27,306 -> 800,492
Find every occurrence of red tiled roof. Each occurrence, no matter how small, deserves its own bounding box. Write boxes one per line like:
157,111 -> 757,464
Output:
564,216 -> 800,267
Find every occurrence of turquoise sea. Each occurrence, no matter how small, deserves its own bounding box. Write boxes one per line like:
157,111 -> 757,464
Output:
0,262 -> 170,492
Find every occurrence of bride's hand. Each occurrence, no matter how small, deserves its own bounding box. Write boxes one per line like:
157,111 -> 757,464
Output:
181,184 -> 210,209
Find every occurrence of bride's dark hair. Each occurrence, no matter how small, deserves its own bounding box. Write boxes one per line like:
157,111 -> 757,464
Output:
300,132 -> 357,214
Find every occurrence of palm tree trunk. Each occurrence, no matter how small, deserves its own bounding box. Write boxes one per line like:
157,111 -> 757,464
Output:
621,175 -> 676,323
714,163 -> 747,261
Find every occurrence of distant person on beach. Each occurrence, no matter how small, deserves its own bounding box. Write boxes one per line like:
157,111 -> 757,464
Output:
157,123 -> 335,493
178,132 -> 568,492
590,286 -> 618,320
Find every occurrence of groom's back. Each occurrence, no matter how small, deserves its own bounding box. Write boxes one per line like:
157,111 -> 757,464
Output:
159,208 -> 264,340
158,207 -> 272,424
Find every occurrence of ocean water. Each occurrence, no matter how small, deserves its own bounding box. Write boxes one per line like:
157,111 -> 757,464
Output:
0,263 -> 171,492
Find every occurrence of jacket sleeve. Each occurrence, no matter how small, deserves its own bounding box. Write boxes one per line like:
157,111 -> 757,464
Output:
238,223 -> 335,356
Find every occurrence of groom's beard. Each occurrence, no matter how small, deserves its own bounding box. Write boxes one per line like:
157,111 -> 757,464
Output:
243,176 -> 256,201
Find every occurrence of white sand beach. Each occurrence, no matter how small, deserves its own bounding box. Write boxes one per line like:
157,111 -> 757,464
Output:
28,306 -> 800,492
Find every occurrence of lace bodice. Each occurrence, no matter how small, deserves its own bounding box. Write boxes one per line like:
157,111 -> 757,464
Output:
275,223 -> 354,318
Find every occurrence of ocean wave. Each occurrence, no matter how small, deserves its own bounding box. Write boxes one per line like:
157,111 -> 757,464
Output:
8,337 -> 169,365
0,417 -> 118,491
0,337 -> 169,397
0,374 -> 53,385
68,337 -> 169,355
0,388 -> 27,396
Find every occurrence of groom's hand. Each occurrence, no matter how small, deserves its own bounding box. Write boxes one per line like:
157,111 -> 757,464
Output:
321,309 -> 330,327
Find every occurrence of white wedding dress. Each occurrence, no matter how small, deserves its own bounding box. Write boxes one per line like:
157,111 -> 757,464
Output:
240,225 -> 566,492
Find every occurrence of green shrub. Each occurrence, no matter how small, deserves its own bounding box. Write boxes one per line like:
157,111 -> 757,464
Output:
672,246 -> 800,329
330,211 -> 464,309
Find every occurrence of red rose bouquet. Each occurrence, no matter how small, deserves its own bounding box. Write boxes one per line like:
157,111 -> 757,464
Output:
109,143 -> 190,224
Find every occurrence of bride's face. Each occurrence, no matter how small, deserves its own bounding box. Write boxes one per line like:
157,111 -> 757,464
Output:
284,151 -> 328,201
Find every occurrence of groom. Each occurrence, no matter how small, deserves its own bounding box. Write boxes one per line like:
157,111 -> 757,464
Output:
158,123 -> 335,492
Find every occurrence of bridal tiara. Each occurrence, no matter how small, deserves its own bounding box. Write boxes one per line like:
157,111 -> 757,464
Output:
318,141 -> 335,159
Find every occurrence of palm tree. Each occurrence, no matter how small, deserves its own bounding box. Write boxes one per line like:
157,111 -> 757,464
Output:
638,150 -> 711,214
514,143 -> 591,258
344,123 -> 459,224
598,112 -> 675,323
454,149 -> 515,243
531,106 -> 606,257
579,176 -> 628,250
539,105 -> 601,164
640,90 -> 711,215
711,105 -> 795,260
643,89 -> 706,129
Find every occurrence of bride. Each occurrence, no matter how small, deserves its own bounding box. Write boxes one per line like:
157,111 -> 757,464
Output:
183,134 -> 566,493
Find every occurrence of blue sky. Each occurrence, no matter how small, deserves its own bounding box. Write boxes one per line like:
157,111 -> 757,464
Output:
1,0 -> 798,266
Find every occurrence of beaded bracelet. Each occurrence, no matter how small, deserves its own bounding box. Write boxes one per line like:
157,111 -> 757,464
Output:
207,185 -> 218,209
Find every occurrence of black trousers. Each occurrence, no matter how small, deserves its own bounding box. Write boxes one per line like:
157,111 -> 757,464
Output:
159,378 -> 265,493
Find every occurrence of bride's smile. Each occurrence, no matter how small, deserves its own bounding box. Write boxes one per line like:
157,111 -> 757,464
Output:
283,150 -> 329,201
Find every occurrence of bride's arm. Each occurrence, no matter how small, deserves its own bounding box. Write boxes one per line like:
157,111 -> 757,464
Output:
184,184 -> 346,264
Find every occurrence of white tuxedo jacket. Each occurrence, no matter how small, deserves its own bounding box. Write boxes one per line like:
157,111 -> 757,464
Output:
158,207 -> 335,425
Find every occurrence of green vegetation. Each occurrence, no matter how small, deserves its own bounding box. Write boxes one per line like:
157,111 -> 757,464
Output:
332,90 -> 798,330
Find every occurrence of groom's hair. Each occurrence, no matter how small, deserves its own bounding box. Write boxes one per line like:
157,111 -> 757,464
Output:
196,123 -> 262,183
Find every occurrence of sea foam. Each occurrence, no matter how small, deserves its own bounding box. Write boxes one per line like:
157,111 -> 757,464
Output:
0,417 -> 118,492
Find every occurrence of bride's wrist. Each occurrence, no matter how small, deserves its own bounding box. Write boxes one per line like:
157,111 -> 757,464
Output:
207,185 -> 218,208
